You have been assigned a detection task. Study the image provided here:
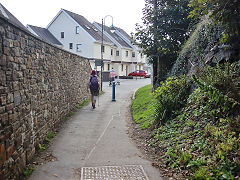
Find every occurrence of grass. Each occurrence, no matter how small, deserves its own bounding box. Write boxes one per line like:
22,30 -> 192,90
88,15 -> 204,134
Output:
23,167 -> 34,179
76,99 -> 90,109
131,84 -> 156,129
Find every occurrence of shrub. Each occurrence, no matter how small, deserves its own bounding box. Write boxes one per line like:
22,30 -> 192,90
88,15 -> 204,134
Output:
152,75 -> 192,126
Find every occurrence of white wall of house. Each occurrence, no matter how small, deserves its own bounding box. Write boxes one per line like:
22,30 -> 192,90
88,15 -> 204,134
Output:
47,11 -> 95,58
118,63 -> 130,76
121,48 -> 133,63
93,42 -> 116,61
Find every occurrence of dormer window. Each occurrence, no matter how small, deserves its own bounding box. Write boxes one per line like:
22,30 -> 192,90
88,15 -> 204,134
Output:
85,25 -> 91,30
61,32 -> 64,38
93,28 -> 98,32
76,26 -> 80,34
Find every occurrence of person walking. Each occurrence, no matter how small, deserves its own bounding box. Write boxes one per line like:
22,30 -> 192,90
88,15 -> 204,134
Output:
89,70 -> 99,109
109,68 -> 115,86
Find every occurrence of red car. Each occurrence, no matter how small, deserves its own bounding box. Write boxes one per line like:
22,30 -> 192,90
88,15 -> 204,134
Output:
128,70 -> 150,78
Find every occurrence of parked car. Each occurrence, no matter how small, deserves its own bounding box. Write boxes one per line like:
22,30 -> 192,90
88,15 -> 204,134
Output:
128,70 -> 150,78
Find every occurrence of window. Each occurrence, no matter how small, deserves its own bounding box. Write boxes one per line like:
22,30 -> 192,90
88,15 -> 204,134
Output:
93,28 -> 98,32
76,26 -> 80,34
116,50 -> 119,56
141,53 -> 143,58
76,44 -> 82,52
108,64 -> 110,70
121,64 -> 124,71
111,49 -> 113,56
132,52 -> 135,57
126,51 -> 128,57
85,25 -> 91,30
69,43 -> 73,49
61,32 -> 64,38
101,45 -> 105,53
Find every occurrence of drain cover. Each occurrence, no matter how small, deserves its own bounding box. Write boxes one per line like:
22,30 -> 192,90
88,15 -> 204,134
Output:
80,165 -> 149,180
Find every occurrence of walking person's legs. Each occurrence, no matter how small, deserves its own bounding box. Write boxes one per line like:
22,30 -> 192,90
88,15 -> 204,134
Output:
91,90 -> 98,109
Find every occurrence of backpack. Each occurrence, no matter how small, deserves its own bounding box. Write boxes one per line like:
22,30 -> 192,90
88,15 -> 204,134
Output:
89,76 -> 99,91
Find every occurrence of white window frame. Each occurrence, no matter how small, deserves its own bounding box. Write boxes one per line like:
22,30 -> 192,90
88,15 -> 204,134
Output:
101,45 -> 105,53
116,50 -> 119,56
76,26 -> 80,34
132,52 -> 135,57
69,43 -> 73,49
76,44 -> 82,52
61,32 -> 64,38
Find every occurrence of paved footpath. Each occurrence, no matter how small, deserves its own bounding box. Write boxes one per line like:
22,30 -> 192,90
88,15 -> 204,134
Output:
29,78 -> 162,180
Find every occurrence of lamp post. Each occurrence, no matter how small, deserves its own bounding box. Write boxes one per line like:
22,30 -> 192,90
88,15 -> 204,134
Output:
101,15 -> 116,91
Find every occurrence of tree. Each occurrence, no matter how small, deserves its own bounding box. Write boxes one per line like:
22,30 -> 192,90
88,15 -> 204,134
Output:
189,0 -> 240,59
134,0 -> 193,87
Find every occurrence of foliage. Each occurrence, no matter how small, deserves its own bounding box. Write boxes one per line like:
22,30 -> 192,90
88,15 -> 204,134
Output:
45,131 -> 55,142
131,61 -> 240,179
134,0 -> 194,85
152,75 -> 192,126
131,85 -> 156,129
170,17 -> 222,77
23,167 -> 34,179
188,0 -> 240,44
38,144 -> 46,151
76,99 -> 90,109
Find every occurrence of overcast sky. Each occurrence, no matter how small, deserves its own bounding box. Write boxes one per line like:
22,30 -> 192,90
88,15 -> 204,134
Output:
1,0 -> 145,35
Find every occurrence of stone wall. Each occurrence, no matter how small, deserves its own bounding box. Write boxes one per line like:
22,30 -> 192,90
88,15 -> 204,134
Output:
0,15 -> 91,179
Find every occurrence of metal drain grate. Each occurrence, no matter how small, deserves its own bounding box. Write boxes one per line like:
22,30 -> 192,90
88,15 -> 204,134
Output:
80,165 -> 149,180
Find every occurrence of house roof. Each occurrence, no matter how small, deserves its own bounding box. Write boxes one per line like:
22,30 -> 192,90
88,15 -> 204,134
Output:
63,9 -> 114,45
116,27 -> 132,42
27,25 -> 62,45
0,3 -> 28,31
94,22 -> 132,49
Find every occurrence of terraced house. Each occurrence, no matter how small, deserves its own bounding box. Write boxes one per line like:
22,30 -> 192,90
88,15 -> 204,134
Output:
27,9 -> 147,78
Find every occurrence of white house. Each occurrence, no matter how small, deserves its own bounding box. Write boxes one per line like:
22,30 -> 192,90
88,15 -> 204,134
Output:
28,8 -> 148,78
46,9 -> 117,71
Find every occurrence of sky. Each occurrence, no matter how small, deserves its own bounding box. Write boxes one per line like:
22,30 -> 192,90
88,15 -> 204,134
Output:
1,0 -> 145,35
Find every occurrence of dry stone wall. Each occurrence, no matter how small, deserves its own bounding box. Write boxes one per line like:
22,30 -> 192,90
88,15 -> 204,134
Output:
0,15 -> 91,179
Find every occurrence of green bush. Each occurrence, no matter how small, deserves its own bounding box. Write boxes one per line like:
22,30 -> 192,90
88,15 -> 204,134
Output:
153,75 -> 192,126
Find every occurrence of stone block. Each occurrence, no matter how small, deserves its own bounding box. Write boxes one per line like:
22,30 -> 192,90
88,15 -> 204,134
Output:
0,96 -> 6,105
26,57 -> 32,68
7,93 -> 14,103
3,47 -> 9,56
0,113 -> 8,125
0,106 -> 5,113
0,143 -> 6,167
6,145 -> 14,160
6,103 -> 14,111
0,55 -> 7,66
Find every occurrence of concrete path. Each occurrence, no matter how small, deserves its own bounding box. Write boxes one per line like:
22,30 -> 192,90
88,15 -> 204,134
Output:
29,78 -> 162,180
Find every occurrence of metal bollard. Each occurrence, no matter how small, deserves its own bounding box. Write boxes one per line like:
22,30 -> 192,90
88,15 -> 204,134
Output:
112,81 -> 116,102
